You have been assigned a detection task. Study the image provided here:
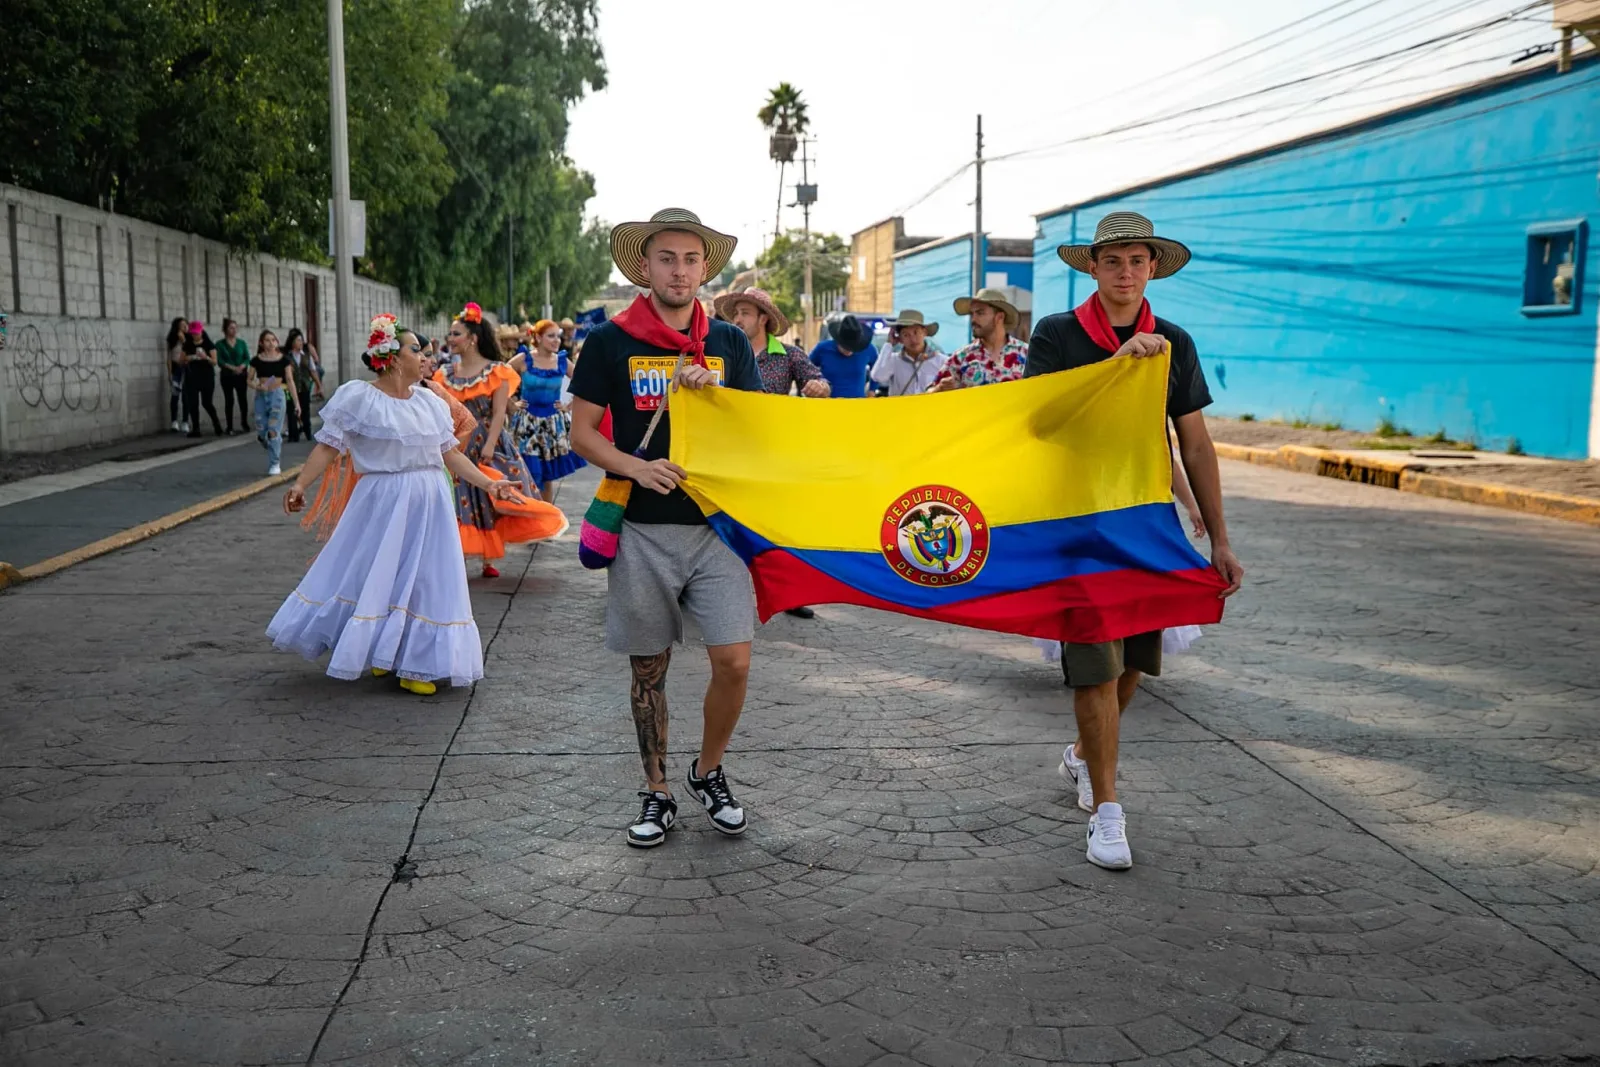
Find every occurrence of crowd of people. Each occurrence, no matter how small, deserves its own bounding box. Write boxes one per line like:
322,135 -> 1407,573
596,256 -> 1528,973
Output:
265,204 -> 1246,874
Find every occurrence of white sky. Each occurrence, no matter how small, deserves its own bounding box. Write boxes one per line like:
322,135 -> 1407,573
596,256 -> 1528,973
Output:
567,0 -> 1556,281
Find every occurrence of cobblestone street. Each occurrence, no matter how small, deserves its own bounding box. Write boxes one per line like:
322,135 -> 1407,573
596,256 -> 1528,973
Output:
2,462 -> 1598,1067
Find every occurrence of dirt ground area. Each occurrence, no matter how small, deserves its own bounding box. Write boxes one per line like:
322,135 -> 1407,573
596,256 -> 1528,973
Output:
1205,416 -> 1600,500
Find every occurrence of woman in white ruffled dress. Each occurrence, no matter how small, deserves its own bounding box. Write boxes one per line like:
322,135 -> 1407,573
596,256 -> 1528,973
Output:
267,314 -> 522,695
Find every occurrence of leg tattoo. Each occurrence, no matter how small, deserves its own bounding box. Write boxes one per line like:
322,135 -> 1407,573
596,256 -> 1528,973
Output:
630,651 -> 671,788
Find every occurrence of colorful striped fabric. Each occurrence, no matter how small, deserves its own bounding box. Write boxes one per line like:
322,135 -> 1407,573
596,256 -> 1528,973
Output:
669,353 -> 1226,642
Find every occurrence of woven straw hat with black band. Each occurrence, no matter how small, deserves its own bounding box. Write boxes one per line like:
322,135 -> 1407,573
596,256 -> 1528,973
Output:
1056,211 -> 1191,280
609,208 -> 737,290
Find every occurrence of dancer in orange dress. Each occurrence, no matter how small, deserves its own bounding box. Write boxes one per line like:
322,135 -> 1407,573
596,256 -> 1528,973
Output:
433,302 -> 544,578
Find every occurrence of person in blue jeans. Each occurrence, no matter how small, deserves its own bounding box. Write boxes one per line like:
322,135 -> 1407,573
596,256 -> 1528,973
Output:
247,330 -> 302,476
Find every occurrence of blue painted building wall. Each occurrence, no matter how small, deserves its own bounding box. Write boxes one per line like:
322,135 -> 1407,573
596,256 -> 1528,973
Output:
986,258 -> 1033,290
894,236 -> 974,341
1033,58 -> 1600,458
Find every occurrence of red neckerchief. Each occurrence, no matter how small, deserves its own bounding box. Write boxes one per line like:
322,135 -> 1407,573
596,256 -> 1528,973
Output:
1075,293 -> 1155,354
612,293 -> 709,368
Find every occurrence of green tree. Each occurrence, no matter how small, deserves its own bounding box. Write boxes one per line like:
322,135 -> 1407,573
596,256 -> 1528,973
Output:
754,230 -> 848,325
758,83 -> 808,237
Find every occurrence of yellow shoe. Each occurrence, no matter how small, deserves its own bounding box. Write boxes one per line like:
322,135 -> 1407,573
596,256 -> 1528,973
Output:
399,678 -> 437,696
371,667 -> 390,677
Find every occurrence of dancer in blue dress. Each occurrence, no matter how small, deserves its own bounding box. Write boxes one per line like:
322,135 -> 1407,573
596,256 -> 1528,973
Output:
510,318 -> 586,501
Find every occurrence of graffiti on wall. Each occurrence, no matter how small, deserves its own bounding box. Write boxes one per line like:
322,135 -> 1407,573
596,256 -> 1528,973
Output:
10,319 -> 121,412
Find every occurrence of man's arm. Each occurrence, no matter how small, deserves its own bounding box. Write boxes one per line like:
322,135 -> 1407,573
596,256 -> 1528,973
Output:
791,348 -> 829,396
1023,320 -> 1063,378
1172,410 -> 1243,597
570,398 -> 683,495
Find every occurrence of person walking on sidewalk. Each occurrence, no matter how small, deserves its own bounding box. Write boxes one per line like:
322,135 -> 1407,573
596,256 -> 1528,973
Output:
271,314 -> 525,695
870,310 -> 947,396
808,315 -> 878,399
432,302 -> 544,579
717,285 -> 829,621
284,329 -> 324,443
165,318 -> 189,432
248,330 -> 301,476
510,318 -> 586,502
930,288 -> 1028,391
1025,211 -> 1245,871
215,319 -> 252,434
181,321 -> 223,437
569,208 -> 763,850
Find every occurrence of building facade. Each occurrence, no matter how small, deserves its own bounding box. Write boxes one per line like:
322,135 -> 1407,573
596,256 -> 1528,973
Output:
0,184 -> 443,455
894,235 -> 1035,343
1033,54 -> 1600,459
847,217 -> 937,318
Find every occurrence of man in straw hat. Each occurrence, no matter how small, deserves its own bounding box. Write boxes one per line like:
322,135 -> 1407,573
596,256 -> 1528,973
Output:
569,208 -> 765,849
1025,210 -> 1245,872
869,309 -> 947,396
715,286 -> 830,622
931,287 -> 1028,391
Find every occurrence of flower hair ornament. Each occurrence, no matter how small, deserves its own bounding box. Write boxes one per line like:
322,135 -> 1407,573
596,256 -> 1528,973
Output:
364,313 -> 401,370
456,302 -> 483,325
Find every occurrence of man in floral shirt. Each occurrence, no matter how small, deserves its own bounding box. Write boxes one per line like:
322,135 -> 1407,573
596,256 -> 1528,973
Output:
931,287 -> 1028,391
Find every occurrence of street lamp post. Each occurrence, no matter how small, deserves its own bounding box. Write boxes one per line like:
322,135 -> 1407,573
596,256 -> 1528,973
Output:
327,0 -> 355,386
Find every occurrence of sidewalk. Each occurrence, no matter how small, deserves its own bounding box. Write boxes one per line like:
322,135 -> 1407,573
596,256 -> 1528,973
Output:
0,435 -> 312,570
1,461 -> 1597,1066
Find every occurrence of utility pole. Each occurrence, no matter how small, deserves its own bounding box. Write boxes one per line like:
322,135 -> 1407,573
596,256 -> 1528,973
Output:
801,137 -> 814,347
327,0 -> 355,385
542,266 -> 553,321
505,216 -> 514,324
972,114 -> 984,303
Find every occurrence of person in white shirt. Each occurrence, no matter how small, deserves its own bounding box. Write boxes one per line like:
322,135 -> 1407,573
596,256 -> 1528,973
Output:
869,309 -> 947,396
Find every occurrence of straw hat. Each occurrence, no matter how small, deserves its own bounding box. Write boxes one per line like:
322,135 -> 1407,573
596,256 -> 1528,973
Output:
1056,211 -> 1191,280
887,309 -> 939,336
609,208 -> 737,290
713,287 -> 790,336
953,287 -> 1020,329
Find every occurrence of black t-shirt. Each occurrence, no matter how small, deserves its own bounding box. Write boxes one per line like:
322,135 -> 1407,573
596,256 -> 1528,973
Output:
1024,311 -> 1212,419
569,318 -> 762,524
250,355 -> 293,384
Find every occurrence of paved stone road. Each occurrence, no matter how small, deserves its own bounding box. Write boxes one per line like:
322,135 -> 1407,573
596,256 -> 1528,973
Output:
2,463 -> 1597,1066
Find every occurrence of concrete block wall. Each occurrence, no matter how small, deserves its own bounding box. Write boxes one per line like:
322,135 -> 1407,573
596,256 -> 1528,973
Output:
0,183 -> 445,456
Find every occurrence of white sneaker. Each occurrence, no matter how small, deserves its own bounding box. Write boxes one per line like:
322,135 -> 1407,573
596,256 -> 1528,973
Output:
1057,743 -> 1094,813
1087,802 -> 1133,870
170,420 -> 180,432
267,463 -> 282,476
180,421 -> 191,432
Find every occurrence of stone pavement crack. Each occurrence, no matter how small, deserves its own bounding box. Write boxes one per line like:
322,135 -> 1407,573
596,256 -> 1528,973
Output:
1141,684 -> 1600,987
301,545 -> 540,1067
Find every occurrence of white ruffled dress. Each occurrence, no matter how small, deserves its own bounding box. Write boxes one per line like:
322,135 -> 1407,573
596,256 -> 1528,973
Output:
267,380 -> 484,686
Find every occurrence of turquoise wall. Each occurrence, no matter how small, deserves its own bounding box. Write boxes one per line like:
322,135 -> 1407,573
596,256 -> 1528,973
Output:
1033,61 -> 1600,458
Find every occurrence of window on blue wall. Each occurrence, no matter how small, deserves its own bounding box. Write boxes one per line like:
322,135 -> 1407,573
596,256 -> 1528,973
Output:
1522,219 -> 1586,317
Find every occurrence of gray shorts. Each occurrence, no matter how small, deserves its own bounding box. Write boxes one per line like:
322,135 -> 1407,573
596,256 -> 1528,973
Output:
605,521 -> 757,654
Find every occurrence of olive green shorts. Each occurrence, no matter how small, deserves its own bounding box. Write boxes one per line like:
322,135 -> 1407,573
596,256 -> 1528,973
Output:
1060,630 -> 1163,689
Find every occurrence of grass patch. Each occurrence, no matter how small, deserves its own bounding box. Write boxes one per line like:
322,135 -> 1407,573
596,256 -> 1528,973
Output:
1358,439 -> 1417,450
1375,417 -> 1412,439
1289,416 -> 1313,429
1423,428 -> 1453,445
1507,437 -> 1524,455
1318,421 -> 1343,432
1238,413 -> 1256,422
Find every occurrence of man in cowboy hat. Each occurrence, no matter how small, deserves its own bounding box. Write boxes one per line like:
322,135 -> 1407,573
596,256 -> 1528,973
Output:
1025,210 -> 1244,872
931,287 -> 1028,391
715,285 -> 831,621
569,208 -> 765,850
869,309 -> 947,396
809,314 -> 878,399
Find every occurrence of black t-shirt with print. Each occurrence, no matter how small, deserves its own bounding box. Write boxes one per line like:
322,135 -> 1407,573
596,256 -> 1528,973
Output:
1024,311 -> 1212,419
569,318 -> 762,524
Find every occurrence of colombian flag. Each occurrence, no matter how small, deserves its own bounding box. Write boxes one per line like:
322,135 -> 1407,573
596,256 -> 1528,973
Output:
669,353 -> 1226,642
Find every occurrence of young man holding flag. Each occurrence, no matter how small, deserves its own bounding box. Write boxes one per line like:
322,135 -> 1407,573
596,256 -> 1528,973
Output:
1026,211 -> 1245,871
569,208 -> 764,850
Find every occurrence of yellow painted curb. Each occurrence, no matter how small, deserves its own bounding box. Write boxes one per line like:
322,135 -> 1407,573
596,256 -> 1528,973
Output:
0,464 -> 305,591
1215,442 -> 1600,528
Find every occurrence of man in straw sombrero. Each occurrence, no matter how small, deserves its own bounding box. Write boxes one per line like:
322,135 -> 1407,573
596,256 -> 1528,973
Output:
931,287 -> 1029,391
868,309 -> 947,396
568,208 -> 765,850
1025,210 -> 1245,872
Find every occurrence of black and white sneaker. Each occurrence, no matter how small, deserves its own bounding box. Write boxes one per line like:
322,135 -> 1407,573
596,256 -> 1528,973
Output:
687,759 -> 747,836
626,790 -> 677,848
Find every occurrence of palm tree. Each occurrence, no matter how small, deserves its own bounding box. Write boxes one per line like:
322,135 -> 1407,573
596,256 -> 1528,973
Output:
759,83 -> 809,238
